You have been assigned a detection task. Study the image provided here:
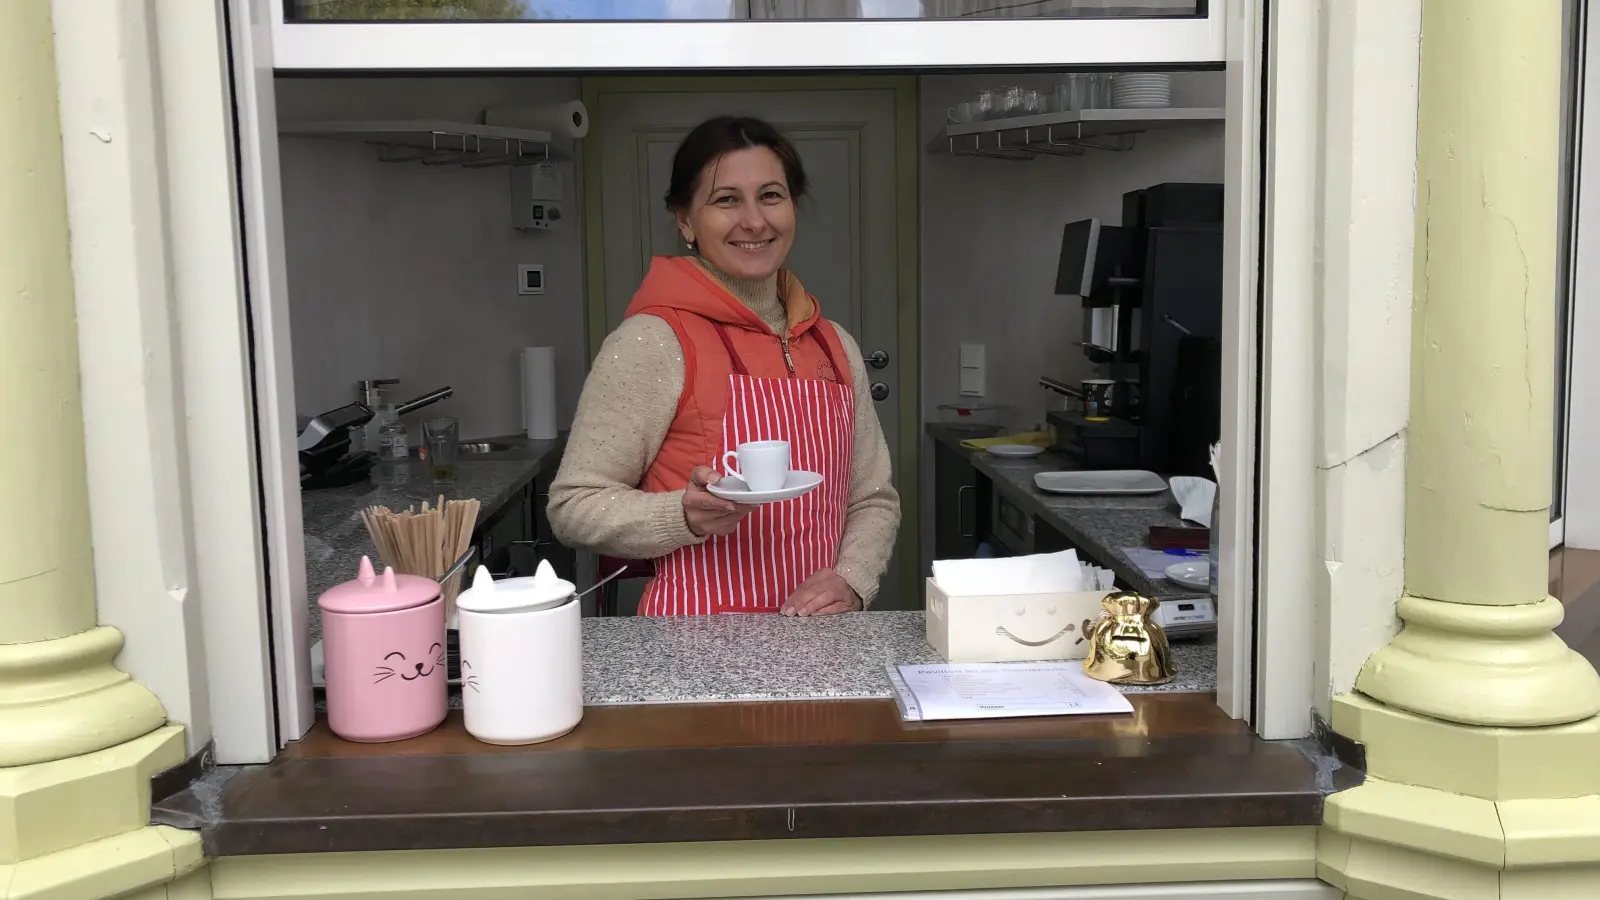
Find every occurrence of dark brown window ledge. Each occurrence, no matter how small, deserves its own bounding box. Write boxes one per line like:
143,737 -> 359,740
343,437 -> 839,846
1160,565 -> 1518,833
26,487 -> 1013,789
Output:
151,695 -> 1362,856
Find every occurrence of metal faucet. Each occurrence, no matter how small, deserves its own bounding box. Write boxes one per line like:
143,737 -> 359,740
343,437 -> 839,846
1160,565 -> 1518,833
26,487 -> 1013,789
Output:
395,386 -> 454,417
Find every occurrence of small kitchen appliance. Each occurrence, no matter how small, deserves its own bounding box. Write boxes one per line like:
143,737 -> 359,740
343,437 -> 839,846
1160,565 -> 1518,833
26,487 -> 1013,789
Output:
318,556 -> 448,743
1049,182 -> 1225,476
297,383 -> 456,490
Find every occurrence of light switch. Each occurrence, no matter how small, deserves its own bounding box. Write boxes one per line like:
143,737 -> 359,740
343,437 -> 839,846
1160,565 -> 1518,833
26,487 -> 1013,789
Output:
959,343 -> 986,397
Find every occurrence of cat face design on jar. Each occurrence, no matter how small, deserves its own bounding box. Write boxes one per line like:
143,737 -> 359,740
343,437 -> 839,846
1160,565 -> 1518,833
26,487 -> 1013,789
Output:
373,641 -> 446,684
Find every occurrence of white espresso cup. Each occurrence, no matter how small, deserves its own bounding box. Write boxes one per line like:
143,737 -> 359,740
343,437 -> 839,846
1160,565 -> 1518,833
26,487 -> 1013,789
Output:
722,440 -> 791,493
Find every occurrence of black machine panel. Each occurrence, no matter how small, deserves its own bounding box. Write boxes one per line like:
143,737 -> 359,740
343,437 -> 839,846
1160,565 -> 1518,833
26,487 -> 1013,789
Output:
1052,182 -> 1225,475
1138,225 -> 1224,474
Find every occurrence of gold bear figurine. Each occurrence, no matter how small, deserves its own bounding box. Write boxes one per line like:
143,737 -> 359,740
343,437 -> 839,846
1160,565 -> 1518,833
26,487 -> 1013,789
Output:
1083,591 -> 1176,685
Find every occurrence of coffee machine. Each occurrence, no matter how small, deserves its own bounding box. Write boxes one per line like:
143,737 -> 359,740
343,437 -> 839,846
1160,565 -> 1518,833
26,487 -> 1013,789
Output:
1045,182 -> 1224,476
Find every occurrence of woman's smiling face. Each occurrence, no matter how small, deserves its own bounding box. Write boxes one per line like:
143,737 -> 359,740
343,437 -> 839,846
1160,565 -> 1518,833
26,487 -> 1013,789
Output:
674,146 -> 797,281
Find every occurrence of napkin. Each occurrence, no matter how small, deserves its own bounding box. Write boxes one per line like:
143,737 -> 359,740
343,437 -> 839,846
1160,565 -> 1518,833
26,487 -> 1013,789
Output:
933,549 -> 1112,596
1168,475 -> 1217,528
958,431 -> 1052,451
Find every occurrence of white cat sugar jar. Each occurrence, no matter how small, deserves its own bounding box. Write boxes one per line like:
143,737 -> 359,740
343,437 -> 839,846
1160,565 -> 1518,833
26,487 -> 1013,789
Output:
318,556 -> 448,743
456,561 -> 583,745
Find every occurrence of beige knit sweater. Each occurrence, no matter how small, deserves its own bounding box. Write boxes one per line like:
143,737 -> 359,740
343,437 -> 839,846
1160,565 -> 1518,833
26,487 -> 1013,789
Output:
547,261 -> 901,604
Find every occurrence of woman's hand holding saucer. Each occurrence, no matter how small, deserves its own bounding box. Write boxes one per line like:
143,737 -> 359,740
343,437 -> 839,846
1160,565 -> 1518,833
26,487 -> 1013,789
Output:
781,568 -> 863,617
683,466 -> 755,537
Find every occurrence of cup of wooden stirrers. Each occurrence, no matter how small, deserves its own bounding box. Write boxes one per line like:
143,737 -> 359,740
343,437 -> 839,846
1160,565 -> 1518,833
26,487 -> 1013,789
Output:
360,497 -> 480,625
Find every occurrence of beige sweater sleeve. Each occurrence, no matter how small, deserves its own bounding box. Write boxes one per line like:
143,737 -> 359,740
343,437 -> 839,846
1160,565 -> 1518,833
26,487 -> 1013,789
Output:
546,315 -> 705,560
546,316 -> 902,603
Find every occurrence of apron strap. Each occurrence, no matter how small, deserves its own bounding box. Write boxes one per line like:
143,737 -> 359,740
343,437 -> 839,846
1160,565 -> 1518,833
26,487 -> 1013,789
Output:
710,321 -> 751,377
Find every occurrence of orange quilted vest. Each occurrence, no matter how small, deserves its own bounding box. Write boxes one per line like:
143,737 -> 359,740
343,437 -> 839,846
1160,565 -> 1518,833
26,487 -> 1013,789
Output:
623,256 -> 853,493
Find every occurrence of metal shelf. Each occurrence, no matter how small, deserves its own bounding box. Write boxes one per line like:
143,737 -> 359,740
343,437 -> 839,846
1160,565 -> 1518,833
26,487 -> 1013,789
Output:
280,119 -> 572,168
927,107 -> 1224,161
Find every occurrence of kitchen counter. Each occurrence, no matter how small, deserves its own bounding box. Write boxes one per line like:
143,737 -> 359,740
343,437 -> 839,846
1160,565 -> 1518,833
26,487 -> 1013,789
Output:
300,434 -> 564,639
584,610 -> 1215,704
153,614 -> 1345,857
929,426 -> 1207,600
312,610 -> 1216,708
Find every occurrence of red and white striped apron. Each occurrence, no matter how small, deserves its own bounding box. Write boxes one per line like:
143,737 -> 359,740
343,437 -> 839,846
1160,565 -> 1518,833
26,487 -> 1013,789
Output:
639,323 -> 855,615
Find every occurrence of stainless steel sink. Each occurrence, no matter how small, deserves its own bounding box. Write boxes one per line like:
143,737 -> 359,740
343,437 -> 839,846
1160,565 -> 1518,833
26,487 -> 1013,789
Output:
459,441 -> 521,455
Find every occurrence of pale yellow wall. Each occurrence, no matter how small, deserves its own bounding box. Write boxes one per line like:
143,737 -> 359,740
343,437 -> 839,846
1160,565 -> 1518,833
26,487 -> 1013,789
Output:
0,0 -> 100,647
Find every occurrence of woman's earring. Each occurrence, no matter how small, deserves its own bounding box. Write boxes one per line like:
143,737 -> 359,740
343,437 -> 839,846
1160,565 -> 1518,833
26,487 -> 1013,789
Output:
685,238 -> 698,254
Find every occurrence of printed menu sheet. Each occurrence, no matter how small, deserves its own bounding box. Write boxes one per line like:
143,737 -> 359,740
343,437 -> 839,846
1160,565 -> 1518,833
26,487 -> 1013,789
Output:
888,662 -> 1134,722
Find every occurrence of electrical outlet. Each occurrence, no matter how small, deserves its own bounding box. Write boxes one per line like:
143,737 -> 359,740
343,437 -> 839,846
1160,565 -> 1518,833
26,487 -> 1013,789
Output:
517,264 -> 545,296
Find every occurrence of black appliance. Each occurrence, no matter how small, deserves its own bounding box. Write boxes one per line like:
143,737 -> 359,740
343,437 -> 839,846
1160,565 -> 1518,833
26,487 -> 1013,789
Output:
1051,182 -> 1224,475
297,402 -> 376,490
296,385 -> 456,491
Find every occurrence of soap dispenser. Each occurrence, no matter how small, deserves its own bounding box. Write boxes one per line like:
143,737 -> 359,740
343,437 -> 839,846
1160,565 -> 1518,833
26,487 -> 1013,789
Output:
355,380 -> 395,453
455,562 -> 583,745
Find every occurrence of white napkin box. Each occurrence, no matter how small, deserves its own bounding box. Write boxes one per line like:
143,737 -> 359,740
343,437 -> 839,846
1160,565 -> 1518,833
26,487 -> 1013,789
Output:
925,578 -> 1111,663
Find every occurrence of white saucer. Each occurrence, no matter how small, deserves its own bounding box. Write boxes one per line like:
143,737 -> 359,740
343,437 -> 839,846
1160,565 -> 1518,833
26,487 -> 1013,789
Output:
707,470 -> 824,505
986,444 -> 1046,459
1165,559 -> 1211,591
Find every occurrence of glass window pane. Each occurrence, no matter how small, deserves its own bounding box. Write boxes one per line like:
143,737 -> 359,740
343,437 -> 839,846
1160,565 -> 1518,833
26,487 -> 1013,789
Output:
289,0 -> 1202,21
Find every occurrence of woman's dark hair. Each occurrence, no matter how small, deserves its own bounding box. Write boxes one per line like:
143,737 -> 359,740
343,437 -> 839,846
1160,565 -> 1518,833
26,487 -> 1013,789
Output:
664,116 -> 808,213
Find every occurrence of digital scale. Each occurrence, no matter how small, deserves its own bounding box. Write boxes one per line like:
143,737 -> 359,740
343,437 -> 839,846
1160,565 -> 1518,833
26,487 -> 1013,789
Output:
1151,596 -> 1217,639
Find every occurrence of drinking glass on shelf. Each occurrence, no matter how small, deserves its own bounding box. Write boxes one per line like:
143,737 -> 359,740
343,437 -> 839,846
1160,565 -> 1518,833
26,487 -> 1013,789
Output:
1020,89 -> 1046,116
1053,75 -> 1093,112
974,89 -> 1001,121
423,416 -> 460,487
999,85 -> 1025,117
1090,74 -> 1114,109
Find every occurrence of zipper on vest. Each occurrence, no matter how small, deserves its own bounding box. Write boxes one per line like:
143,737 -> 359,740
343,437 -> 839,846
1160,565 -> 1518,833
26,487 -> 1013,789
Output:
779,336 -> 796,376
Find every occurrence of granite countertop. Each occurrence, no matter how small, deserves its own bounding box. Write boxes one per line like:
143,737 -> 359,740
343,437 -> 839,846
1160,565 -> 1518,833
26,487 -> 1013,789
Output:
312,610 -> 1215,710
300,435 -> 564,639
928,426 -> 1207,600
583,610 -> 1215,704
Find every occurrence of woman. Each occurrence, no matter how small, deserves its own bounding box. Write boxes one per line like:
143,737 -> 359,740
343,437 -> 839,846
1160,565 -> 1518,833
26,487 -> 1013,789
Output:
548,115 -> 900,616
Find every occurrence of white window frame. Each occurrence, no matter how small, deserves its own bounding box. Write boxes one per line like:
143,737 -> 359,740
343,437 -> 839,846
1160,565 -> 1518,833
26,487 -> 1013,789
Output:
219,0 -> 1324,749
1563,0 -> 1593,553
266,1 -> 1225,71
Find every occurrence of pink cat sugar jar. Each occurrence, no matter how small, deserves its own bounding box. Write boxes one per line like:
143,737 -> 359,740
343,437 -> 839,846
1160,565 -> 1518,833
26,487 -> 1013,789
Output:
318,556 -> 447,743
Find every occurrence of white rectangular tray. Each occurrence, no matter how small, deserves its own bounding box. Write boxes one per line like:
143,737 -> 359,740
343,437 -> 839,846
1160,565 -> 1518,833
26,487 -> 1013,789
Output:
1034,470 -> 1168,495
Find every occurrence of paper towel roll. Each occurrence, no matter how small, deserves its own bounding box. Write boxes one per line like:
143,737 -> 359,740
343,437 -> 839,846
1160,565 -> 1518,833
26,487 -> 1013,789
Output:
520,347 -> 558,441
484,100 -> 589,139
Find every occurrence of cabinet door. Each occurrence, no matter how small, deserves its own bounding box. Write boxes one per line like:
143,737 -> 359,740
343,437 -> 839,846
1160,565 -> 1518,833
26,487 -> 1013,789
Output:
933,442 -> 980,559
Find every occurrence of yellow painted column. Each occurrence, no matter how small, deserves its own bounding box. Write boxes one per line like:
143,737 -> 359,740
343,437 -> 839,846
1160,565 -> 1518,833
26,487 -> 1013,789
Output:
0,0 -> 164,767
1356,0 -> 1600,726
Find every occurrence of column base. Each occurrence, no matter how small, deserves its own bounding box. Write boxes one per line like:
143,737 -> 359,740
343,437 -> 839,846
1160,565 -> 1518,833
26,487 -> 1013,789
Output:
1357,594 -> 1600,727
0,626 -> 167,767
1322,694 -> 1600,900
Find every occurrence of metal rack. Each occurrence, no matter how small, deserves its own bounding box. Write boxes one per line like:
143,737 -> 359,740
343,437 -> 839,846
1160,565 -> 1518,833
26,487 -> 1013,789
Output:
280,119 -> 571,168
927,107 -> 1224,162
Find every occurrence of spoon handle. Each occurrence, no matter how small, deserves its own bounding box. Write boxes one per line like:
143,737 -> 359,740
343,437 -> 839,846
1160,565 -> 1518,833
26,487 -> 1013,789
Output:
575,563 -> 630,600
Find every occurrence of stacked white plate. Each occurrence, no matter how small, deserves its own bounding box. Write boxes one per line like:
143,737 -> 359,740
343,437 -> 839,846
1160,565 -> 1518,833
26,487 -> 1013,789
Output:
1112,73 -> 1172,109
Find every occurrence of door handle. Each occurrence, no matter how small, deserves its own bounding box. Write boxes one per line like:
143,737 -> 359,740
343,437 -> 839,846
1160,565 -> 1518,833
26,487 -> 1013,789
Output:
867,350 -> 889,369
870,381 -> 890,402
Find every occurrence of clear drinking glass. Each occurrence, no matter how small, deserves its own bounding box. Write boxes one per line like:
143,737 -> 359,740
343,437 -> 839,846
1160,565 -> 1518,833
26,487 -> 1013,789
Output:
423,417 -> 460,486
974,89 -> 1001,121
998,85 -> 1026,117
1090,74 -> 1115,109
